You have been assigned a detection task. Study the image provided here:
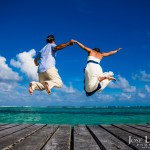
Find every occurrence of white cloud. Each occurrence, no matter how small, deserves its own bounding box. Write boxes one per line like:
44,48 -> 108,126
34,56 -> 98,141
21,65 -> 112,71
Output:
0,56 -> 22,81
1,51 -> 150,106
118,93 -> 132,100
0,82 -> 14,92
123,86 -> 136,93
60,83 -> 76,93
10,59 -> 21,68
109,75 -> 136,93
96,93 -> 114,101
10,49 -> 38,81
145,85 -> 150,93
132,71 -> 150,82
138,92 -> 146,98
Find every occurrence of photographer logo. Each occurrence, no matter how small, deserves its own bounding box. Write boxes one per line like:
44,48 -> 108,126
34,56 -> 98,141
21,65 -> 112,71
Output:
129,136 -> 150,149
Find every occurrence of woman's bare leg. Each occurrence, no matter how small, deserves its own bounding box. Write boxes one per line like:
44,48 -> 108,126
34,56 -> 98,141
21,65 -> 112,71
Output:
107,76 -> 116,81
99,76 -> 116,82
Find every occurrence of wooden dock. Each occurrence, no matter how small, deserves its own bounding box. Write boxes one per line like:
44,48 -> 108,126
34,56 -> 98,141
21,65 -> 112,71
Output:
0,123 -> 150,150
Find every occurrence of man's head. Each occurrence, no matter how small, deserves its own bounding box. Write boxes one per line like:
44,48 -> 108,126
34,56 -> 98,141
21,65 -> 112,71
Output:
93,48 -> 100,53
46,35 -> 55,43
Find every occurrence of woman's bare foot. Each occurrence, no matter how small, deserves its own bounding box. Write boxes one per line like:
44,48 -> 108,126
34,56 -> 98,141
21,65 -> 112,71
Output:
107,76 -> 116,81
45,82 -> 51,94
29,83 -> 33,95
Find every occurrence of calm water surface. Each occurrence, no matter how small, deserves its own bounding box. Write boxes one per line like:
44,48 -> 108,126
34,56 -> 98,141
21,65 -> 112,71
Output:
0,106 -> 150,125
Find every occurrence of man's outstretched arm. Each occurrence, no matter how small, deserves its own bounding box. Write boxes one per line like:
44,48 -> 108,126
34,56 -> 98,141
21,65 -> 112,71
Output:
54,40 -> 74,51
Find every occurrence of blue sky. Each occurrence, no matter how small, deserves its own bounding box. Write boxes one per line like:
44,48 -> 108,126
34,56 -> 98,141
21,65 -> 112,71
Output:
0,0 -> 150,106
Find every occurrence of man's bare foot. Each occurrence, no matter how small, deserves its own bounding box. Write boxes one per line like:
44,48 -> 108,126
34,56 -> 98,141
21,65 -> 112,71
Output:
45,82 -> 51,94
29,83 -> 33,95
107,76 -> 116,81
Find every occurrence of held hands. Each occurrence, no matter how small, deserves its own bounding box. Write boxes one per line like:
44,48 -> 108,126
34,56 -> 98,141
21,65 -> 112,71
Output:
69,39 -> 77,45
69,39 -> 75,45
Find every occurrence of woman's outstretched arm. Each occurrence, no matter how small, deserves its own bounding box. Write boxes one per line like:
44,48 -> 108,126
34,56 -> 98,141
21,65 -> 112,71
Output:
75,41 -> 92,53
102,48 -> 122,57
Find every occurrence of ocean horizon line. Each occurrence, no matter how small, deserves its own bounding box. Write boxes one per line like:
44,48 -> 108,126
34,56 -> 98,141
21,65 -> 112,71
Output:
0,105 -> 150,108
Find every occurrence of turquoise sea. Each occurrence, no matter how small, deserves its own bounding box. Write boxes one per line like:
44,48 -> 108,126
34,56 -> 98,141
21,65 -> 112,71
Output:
0,106 -> 150,125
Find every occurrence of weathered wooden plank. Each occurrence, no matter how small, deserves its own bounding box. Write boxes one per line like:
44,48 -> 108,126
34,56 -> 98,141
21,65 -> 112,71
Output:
0,124 -> 44,149
0,124 -> 19,131
101,124 -> 142,150
0,124 -> 9,126
125,124 -> 150,133
145,124 -> 150,127
88,125 -> 132,150
1,123 -> 150,150
0,124 -> 31,139
10,125 -> 58,150
113,124 -> 150,139
42,125 -> 72,150
74,125 -> 101,150
135,124 -> 150,128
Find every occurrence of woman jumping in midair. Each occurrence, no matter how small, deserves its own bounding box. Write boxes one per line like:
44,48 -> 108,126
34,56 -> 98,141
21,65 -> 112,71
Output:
74,40 -> 122,96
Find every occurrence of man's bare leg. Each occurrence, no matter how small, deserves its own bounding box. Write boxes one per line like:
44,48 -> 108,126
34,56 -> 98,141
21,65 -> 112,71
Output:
29,83 -> 33,95
29,82 -> 45,95
44,82 -> 51,94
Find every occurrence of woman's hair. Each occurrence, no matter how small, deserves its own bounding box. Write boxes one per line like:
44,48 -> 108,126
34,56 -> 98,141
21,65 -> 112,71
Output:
93,48 -> 101,52
46,35 -> 55,43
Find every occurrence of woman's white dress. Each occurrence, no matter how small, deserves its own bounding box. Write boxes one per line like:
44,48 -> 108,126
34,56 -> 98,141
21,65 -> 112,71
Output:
85,56 -> 113,95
